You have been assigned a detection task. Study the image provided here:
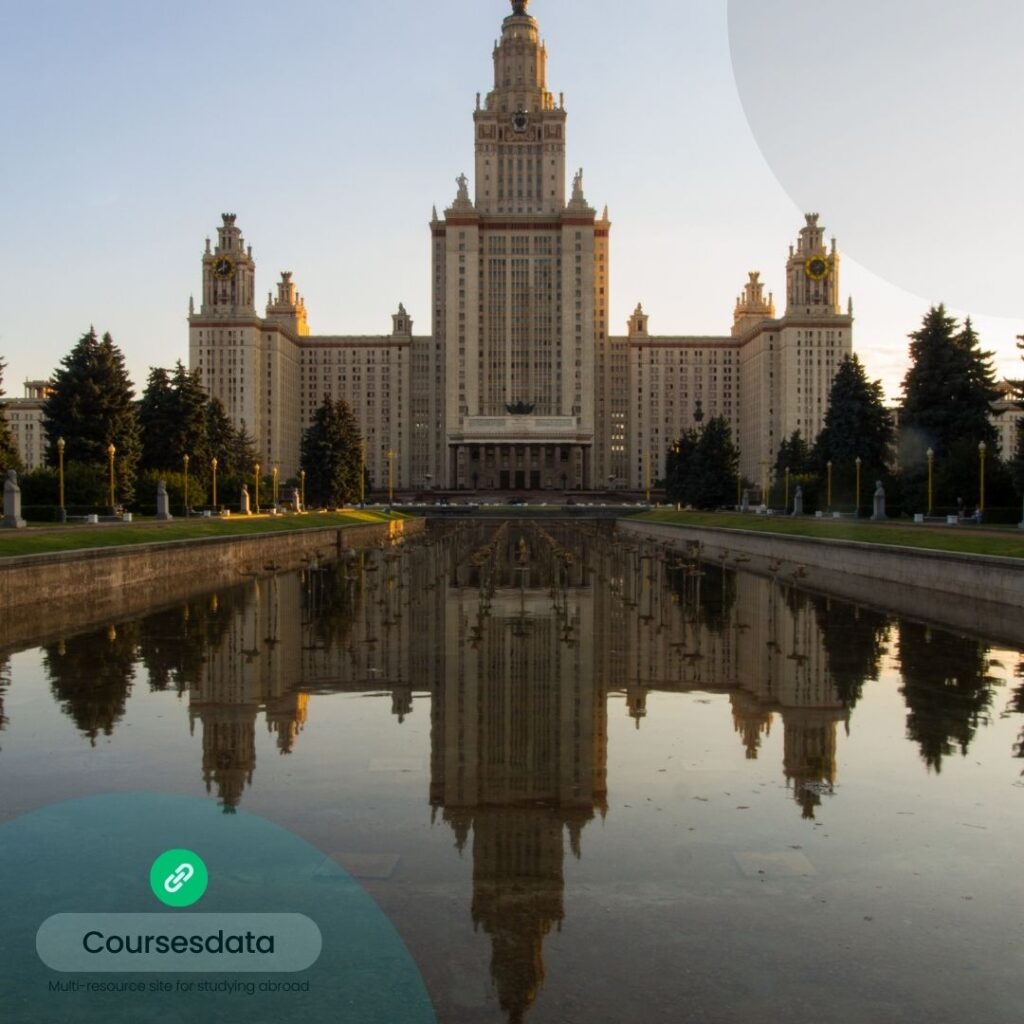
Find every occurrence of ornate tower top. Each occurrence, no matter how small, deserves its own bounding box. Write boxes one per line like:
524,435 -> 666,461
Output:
509,0 -> 530,16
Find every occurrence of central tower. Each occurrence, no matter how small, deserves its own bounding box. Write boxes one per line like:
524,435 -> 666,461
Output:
474,0 -> 565,216
432,0 -> 609,492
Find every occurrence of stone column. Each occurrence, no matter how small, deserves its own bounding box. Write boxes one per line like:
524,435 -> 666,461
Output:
2,470 -> 27,529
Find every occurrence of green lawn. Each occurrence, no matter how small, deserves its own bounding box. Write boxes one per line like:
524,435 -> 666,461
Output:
636,510 -> 1024,560
0,510 -> 415,559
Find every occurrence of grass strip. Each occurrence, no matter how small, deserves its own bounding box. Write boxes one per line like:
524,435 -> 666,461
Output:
0,510 -> 415,559
635,510 -> 1024,560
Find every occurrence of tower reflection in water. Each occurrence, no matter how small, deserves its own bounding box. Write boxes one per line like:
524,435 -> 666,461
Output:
34,524 -> 1014,1022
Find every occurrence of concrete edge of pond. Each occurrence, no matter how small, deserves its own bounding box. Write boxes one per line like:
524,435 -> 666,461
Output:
0,519 -> 424,654
619,519 -> 1024,649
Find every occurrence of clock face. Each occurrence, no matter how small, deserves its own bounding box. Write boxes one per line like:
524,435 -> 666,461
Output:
213,257 -> 233,279
805,256 -> 829,281
511,111 -> 529,133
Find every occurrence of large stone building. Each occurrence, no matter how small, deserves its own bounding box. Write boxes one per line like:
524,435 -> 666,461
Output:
0,380 -> 52,470
188,0 -> 854,491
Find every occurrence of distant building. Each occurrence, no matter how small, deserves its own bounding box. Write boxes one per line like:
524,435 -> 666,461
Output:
992,381 -> 1023,458
0,380 -> 51,470
188,1 -> 853,490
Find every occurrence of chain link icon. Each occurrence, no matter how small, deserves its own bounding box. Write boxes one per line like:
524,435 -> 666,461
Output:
163,862 -> 196,895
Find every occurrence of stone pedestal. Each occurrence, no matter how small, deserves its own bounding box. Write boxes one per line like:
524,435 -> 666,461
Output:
240,486 -> 251,516
791,485 -> 803,516
871,480 -> 887,521
155,480 -> 173,521
292,487 -> 302,514
2,470 -> 27,529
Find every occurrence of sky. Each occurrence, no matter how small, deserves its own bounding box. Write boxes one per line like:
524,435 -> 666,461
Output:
1,0 -> 1021,403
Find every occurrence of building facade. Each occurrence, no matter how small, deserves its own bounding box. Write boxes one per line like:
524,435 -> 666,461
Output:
0,380 -> 52,470
187,0 -> 854,491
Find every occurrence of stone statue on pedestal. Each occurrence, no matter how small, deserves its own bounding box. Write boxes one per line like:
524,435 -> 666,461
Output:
2,469 -> 27,529
155,480 -> 172,521
240,485 -> 251,516
871,480 -> 887,521
792,485 -> 804,516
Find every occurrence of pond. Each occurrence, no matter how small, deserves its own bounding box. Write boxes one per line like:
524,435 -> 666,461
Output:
1,523 -> 1022,1023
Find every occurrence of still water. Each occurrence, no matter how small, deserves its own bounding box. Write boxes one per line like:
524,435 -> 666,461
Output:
1,523 -> 1022,1023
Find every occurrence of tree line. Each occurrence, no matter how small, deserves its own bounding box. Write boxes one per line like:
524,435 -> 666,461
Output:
0,328 -> 366,516
665,305 -> 1023,517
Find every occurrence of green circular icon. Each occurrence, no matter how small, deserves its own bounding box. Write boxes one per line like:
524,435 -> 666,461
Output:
149,849 -> 208,908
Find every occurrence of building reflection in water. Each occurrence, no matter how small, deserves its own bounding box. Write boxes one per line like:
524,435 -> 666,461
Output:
28,524 -> 1017,1021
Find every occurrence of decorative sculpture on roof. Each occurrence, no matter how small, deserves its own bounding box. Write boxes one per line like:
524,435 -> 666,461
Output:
506,401 -> 536,416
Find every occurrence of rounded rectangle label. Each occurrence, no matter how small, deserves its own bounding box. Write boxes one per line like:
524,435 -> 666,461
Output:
36,914 -> 322,973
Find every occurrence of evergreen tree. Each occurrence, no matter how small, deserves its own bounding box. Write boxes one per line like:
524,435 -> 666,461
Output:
170,361 -> 211,469
0,356 -> 21,473
774,430 -> 812,480
899,308 -> 1001,513
139,362 -> 209,474
812,355 -> 894,474
138,367 -> 176,471
665,417 -> 739,509
205,397 -> 236,472
300,396 -> 362,507
900,307 -> 999,465
43,329 -> 141,503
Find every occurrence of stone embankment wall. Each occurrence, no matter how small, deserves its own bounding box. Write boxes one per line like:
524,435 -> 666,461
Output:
0,519 -> 423,652
619,520 -> 1024,648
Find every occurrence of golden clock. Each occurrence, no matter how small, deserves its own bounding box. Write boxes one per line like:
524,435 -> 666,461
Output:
213,257 -> 234,279
804,256 -> 829,281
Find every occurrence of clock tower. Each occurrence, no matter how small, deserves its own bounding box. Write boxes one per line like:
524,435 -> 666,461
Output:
200,213 -> 256,317
189,214 -> 264,461
473,0 -> 567,216
433,0 -> 607,492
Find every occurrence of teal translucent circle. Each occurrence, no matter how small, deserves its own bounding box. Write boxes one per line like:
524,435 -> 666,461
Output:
0,793 -> 437,1024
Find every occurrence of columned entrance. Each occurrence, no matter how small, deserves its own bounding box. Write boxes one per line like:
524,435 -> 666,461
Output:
450,443 -> 592,491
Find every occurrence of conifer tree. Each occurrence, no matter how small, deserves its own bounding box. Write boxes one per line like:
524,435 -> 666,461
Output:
0,357 -> 21,473
774,430 -> 813,480
812,354 -> 894,475
300,396 -> 362,507
139,362 -> 210,473
665,417 -> 739,509
43,329 -> 141,503
900,307 -> 999,465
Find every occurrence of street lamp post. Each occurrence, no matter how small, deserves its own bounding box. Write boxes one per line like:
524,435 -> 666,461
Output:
107,443 -> 116,513
254,463 -> 260,514
183,454 -> 190,517
855,457 -> 862,517
926,448 -> 934,517
784,467 -> 790,513
57,437 -> 66,523
211,457 -> 218,510
826,460 -> 833,511
644,449 -> 651,506
760,459 -> 768,508
386,449 -> 396,507
272,464 -> 279,508
978,441 -> 987,517
299,469 -> 306,510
